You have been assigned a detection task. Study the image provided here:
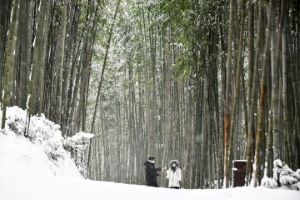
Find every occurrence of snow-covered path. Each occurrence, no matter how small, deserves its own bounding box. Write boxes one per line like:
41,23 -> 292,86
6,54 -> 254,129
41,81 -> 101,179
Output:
2,175 -> 300,200
0,133 -> 299,200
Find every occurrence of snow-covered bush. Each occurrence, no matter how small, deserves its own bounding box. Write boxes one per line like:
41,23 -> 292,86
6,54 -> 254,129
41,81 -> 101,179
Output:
4,106 -> 27,135
64,132 -> 94,176
261,177 -> 278,189
29,114 -> 65,160
1,106 -> 93,177
262,159 -> 300,190
2,106 -> 65,161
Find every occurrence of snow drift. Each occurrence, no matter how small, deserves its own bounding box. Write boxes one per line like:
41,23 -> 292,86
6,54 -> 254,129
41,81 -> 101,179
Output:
0,132 -> 81,178
0,106 -> 83,178
0,106 -> 93,178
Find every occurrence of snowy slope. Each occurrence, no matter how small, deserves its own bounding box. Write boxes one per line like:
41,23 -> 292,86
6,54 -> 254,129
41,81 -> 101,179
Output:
0,133 -> 299,200
0,133 -> 81,179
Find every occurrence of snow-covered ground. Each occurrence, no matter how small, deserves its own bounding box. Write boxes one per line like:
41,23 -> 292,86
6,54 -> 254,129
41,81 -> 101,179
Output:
0,133 -> 299,200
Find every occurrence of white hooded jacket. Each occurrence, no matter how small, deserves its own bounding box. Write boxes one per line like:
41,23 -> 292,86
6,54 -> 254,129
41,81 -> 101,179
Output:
166,168 -> 182,188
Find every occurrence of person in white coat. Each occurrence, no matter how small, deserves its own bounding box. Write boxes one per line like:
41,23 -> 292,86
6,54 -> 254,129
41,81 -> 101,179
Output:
166,160 -> 182,189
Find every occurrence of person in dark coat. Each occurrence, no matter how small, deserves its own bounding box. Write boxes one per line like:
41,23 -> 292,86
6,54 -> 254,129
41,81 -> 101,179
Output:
144,156 -> 161,187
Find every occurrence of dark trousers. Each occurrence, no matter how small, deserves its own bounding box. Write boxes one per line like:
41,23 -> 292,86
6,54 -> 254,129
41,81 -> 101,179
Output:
147,182 -> 158,187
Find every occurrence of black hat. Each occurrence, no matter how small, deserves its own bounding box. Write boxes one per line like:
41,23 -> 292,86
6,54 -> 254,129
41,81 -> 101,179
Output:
148,156 -> 155,161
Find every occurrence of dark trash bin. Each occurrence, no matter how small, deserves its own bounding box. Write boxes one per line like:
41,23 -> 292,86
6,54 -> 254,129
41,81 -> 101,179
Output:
232,160 -> 247,187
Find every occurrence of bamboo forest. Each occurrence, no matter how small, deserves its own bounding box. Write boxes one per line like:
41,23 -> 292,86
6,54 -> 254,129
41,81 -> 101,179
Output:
0,0 -> 300,190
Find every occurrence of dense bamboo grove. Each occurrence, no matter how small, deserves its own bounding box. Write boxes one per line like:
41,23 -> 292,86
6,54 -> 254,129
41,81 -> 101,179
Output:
1,0 -> 299,189
0,0 -> 101,136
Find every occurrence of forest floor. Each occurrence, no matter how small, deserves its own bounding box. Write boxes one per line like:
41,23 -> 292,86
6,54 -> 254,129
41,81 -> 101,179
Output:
0,133 -> 299,200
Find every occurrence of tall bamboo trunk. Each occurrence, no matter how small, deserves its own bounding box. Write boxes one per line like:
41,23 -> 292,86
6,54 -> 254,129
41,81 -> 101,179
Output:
251,0 -> 274,187
0,0 -> 11,101
57,0 -> 67,124
280,0 -> 291,165
229,0 -> 245,167
270,0 -> 281,160
223,0 -> 234,188
1,0 -> 20,129
27,0 -> 48,116
245,2 -> 254,180
246,2 -> 263,183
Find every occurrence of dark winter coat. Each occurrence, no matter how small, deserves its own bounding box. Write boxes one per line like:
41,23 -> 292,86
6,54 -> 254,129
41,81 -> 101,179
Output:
144,161 -> 161,187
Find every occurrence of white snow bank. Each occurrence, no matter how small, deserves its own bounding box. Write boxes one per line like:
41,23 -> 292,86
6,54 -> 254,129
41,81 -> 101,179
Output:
0,133 -> 81,179
4,106 -> 66,161
1,106 -> 82,178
